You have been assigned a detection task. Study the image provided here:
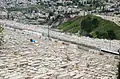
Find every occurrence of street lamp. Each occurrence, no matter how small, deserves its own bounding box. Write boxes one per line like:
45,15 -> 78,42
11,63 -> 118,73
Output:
47,12 -> 53,38
48,23 -> 50,38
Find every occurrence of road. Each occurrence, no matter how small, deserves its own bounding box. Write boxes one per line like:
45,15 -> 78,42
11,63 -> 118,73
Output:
95,14 -> 120,26
0,19 -> 119,55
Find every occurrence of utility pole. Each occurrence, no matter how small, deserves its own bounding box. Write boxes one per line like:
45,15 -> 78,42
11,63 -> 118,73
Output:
47,13 -> 50,38
48,24 -> 50,38
47,12 -> 53,38
109,40 -> 111,50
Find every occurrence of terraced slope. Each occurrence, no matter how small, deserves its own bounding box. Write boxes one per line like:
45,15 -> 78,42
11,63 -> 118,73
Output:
58,15 -> 120,40
0,27 -> 119,79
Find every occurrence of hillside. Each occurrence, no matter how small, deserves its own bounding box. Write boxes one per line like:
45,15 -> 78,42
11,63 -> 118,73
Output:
58,15 -> 120,40
0,25 -> 119,79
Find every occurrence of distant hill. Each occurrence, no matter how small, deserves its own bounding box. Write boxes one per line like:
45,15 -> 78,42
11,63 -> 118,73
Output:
57,15 -> 120,40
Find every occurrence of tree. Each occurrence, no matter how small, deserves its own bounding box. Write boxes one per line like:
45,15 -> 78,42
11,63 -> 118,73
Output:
81,16 -> 98,33
73,0 -> 79,5
107,30 -> 116,40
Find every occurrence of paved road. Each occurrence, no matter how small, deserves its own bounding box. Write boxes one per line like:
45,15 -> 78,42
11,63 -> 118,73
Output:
0,19 -> 119,55
95,14 -> 120,26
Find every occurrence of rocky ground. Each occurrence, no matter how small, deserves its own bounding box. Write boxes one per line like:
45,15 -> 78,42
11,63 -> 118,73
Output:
0,27 -> 119,79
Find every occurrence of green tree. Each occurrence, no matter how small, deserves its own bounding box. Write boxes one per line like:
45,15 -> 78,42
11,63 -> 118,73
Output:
107,30 -> 116,40
81,16 -> 98,33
